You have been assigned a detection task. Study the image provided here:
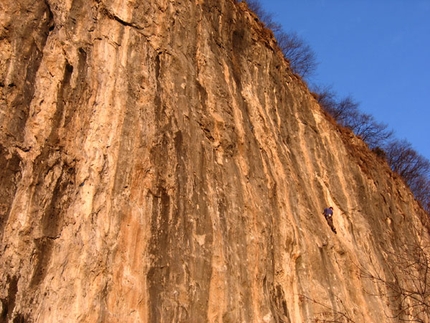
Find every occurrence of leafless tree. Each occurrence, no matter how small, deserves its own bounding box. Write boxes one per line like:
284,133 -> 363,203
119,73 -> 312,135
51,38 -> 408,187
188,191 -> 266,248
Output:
325,95 -> 360,125
244,0 -> 318,80
384,140 -> 430,185
300,231 -> 430,323
347,112 -> 393,149
313,84 -> 338,112
299,294 -> 357,323
384,139 -> 430,213
313,86 -> 393,149
360,236 -> 430,323
244,0 -> 282,32
410,176 -> 430,214
275,30 -> 318,79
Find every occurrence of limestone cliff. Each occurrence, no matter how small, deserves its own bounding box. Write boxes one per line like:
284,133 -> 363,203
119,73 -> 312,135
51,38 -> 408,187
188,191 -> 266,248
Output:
1,0 -> 429,322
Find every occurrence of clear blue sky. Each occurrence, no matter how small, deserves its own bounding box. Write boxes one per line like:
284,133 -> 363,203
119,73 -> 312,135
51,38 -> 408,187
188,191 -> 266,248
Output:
258,0 -> 430,161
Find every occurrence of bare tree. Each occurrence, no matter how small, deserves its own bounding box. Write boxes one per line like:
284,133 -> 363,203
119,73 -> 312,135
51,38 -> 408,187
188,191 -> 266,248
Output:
384,140 -> 430,185
299,294 -> 357,323
313,84 -> 338,112
384,139 -> 430,212
360,238 -> 430,323
244,0 -> 318,80
312,86 -> 393,149
275,30 -> 318,79
347,112 -> 393,149
410,176 -> 430,214
245,0 -> 282,32
326,95 -> 360,125
311,86 -> 360,125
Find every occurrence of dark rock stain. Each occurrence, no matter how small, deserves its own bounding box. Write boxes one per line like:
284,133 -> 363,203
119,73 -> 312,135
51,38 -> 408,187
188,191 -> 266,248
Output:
0,145 -> 22,241
0,276 -> 18,323
4,1 -> 54,142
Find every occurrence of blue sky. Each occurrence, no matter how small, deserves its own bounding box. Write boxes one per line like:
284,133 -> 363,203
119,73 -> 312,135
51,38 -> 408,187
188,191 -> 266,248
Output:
258,0 -> 430,161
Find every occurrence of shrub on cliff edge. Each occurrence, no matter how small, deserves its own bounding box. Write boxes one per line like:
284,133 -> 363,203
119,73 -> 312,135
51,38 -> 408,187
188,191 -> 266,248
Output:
243,0 -> 318,80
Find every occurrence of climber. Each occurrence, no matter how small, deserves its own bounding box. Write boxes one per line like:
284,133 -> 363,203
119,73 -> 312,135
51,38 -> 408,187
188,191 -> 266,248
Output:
323,207 -> 337,234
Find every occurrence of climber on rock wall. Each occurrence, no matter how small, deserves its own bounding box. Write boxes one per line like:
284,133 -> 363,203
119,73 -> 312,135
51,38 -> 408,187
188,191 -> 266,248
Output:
323,206 -> 337,234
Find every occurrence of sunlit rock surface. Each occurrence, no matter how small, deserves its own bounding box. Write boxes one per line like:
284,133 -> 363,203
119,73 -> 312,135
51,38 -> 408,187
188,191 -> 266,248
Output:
1,0 -> 428,322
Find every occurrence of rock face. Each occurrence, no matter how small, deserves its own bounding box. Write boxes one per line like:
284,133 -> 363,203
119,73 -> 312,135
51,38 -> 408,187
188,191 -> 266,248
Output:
1,0 -> 429,322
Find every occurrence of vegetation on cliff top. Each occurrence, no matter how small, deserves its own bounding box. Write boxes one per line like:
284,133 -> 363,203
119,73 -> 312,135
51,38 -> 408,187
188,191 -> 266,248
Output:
241,0 -> 430,214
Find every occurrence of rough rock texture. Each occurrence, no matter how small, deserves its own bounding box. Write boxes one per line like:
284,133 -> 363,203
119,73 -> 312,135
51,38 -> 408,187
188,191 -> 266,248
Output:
0,0 -> 429,322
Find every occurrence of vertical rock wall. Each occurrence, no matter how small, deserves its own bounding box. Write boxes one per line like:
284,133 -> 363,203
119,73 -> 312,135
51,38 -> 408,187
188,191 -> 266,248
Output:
1,0 -> 428,322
